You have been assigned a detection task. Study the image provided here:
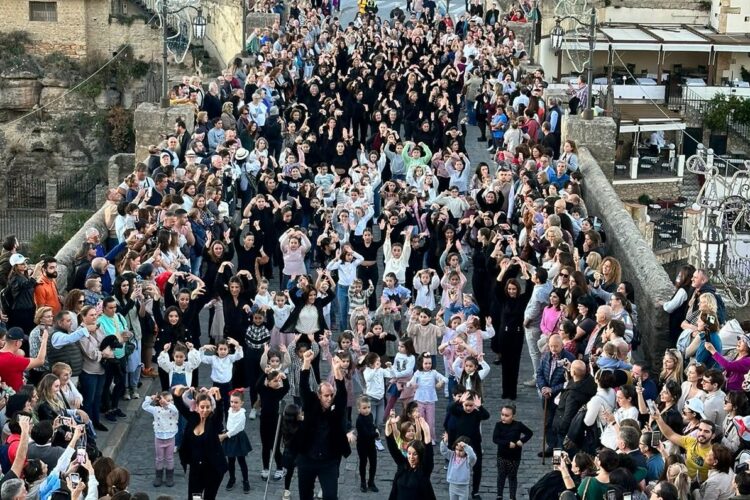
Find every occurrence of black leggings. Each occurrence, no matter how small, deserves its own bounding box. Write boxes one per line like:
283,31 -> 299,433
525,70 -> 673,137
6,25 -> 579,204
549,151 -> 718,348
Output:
188,463 -> 224,500
283,449 -> 297,490
244,349 -> 263,406
496,457 -> 520,499
357,445 -> 377,484
477,117 -> 487,139
228,456 -> 248,482
260,416 -> 283,470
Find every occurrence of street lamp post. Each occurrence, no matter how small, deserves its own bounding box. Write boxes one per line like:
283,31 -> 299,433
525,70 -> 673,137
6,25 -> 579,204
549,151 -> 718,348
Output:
584,7 -> 595,120
160,1 -> 207,108
550,7 -> 597,120
161,0 -> 169,108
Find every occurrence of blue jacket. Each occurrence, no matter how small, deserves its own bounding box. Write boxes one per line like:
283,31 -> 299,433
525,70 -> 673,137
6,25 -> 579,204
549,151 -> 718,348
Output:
536,349 -> 576,397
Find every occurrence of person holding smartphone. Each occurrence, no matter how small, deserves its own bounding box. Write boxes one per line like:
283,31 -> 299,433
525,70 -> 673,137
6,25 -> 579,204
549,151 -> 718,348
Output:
576,448 -> 619,500
638,432 -> 665,483
651,406 -> 716,482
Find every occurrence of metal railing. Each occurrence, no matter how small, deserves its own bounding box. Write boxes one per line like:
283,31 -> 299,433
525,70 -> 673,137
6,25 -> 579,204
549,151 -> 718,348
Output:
0,209 -> 50,243
56,176 -> 98,211
6,174 -> 47,210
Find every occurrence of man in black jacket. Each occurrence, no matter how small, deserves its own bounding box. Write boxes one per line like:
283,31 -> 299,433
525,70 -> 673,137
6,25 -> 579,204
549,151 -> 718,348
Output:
292,349 -> 351,500
447,390 -> 490,499
553,360 -> 596,452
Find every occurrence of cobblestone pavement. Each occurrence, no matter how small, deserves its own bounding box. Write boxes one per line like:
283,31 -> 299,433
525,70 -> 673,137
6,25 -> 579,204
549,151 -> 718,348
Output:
116,115 -> 551,500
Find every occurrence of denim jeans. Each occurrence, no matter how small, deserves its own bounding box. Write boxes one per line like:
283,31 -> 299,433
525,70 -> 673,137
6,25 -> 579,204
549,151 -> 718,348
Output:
466,99 -> 477,126
190,255 -> 203,275
79,371 -> 105,425
336,284 -> 349,330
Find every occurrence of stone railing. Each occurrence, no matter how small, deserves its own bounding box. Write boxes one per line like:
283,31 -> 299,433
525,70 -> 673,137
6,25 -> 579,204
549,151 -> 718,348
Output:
579,147 -> 676,370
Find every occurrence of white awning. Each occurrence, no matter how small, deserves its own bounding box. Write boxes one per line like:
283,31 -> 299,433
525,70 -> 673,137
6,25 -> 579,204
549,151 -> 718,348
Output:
620,122 -> 686,133
714,44 -> 750,52
661,43 -> 711,52
559,24 -> 749,54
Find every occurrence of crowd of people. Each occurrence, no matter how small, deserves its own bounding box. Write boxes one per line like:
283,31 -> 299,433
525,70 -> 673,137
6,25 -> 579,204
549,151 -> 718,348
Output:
0,1 -> 750,500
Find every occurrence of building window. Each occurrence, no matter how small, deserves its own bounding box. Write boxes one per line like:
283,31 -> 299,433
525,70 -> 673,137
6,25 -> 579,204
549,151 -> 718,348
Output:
29,1 -> 57,21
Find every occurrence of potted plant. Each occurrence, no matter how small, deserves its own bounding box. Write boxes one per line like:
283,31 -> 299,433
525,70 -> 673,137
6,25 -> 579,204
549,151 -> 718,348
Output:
703,94 -> 730,155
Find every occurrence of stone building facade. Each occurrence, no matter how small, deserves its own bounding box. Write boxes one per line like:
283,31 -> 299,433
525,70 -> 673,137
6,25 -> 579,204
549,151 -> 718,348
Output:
0,0 -> 163,60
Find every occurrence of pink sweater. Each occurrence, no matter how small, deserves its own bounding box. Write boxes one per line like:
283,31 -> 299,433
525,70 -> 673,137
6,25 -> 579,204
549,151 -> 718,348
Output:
540,306 -> 564,336
280,233 -> 311,277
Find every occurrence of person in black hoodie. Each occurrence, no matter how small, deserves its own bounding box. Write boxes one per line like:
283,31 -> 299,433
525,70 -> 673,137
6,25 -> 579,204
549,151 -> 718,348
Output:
552,360 -> 596,452
291,349 -> 350,500
447,390 -> 491,499
492,403 -> 534,500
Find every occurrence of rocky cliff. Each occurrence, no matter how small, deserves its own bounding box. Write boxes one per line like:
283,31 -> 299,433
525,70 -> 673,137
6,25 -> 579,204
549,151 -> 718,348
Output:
0,42 -> 153,206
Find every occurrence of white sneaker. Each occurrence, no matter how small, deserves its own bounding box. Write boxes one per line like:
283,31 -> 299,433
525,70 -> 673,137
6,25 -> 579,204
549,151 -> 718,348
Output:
131,391 -> 140,399
249,408 -> 257,420
375,439 -> 384,451
274,469 -> 285,480
283,490 -> 291,500
261,469 -> 269,479
122,393 -> 131,401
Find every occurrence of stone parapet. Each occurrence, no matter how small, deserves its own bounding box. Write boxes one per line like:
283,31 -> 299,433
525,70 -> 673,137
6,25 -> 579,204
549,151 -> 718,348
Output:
53,205 -> 108,291
563,115 -> 617,180
108,154 -> 136,188
579,147 -> 675,371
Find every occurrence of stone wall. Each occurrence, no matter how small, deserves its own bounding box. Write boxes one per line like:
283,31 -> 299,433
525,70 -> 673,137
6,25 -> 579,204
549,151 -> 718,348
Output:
246,12 -> 279,34
108,153 -> 136,188
0,0 -> 161,61
562,115 -> 617,179
579,147 -> 676,370
85,1 -> 163,61
0,0 -> 88,58
506,21 -> 532,55
613,181 -> 682,202
203,0 -> 243,68
54,205 -> 108,291
133,103 -> 195,164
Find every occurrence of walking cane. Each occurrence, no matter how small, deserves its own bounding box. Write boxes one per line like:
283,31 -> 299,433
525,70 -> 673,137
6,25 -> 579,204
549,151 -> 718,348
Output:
263,401 -> 286,500
541,396 -> 548,465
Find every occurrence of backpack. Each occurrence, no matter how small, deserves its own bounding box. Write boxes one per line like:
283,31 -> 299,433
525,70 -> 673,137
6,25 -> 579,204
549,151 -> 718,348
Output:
565,395 -> 609,454
631,324 -> 642,351
0,287 -> 13,314
528,470 -> 566,500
